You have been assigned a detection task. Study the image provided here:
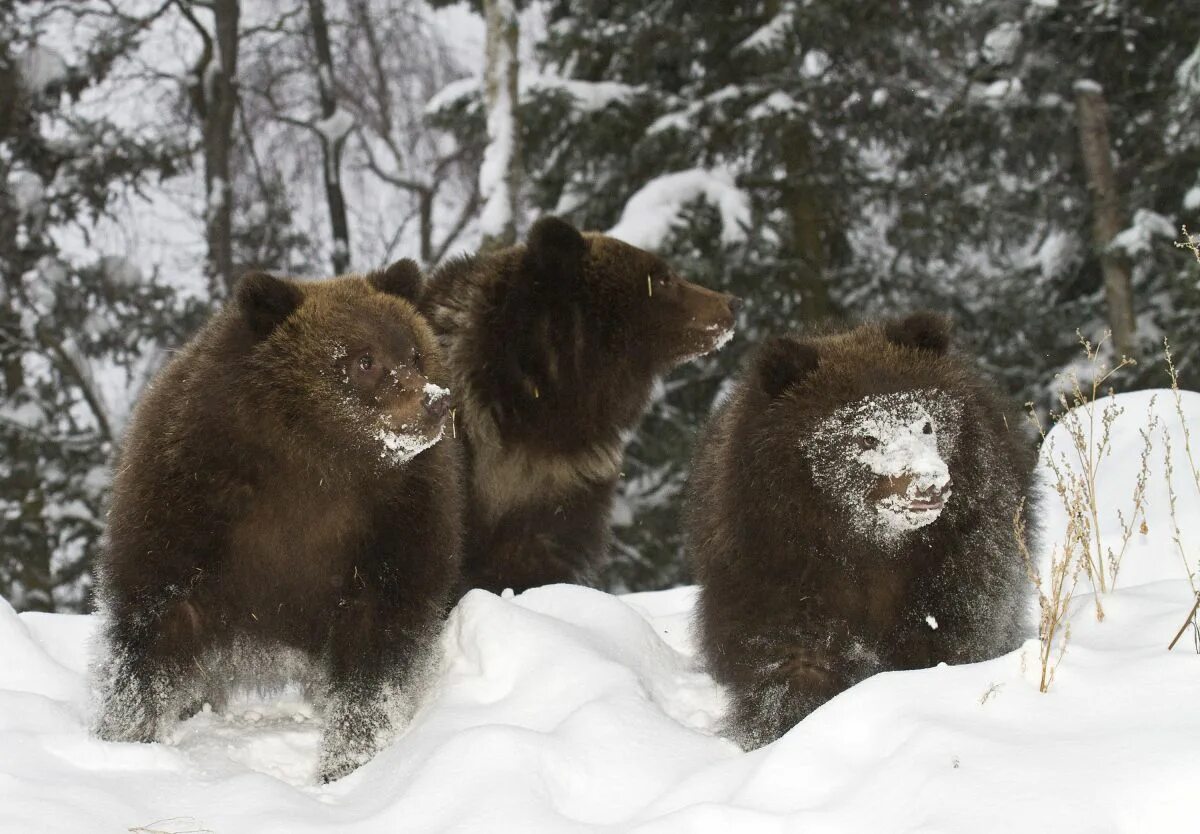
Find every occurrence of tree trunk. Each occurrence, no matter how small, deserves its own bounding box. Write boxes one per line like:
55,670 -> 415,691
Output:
479,0 -> 520,251
196,0 -> 241,298
781,122 -> 833,320
307,0 -> 351,274
1075,80 -> 1136,358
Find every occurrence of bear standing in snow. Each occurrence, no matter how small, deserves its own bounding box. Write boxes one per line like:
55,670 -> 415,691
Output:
422,216 -> 739,595
92,263 -> 461,782
686,313 -> 1035,749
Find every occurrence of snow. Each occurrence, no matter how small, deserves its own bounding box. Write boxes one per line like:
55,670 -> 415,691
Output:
736,5 -> 794,53
1174,37 -> 1200,93
17,44 -> 68,92
7,170 -> 46,217
1,396 -> 1199,831
973,77 -> 1024,104
375,420 -> 445,466
99,255 -> 144,287
206,177 -> 228,221
424,76 -> 479,114
607,169 -> 751,251
746,90 -> 802,120
423,381 -> 449,403
982,23 -> 1022,65
314,108 -> 355,146
801,49 -> 831,78
1109,208 -> 1178,257
1185,185 -> 1200,212
533,77 -> 640,112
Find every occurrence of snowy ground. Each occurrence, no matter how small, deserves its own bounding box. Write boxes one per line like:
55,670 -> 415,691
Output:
2,391 -> 1198,833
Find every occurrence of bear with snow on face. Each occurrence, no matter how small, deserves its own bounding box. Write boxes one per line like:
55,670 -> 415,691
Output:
686,313 -> 1036,749
92,262 -> 462,783
421,216 -> 740,595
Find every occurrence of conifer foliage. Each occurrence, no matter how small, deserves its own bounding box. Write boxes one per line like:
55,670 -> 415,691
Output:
0,4 -> 201,611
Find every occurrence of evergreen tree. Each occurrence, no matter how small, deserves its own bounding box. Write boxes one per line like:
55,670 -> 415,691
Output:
524,0 -> 1200,589
0,5 -> 202,611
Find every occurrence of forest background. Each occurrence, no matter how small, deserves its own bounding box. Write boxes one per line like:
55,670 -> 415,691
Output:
2,0 -> 1198,611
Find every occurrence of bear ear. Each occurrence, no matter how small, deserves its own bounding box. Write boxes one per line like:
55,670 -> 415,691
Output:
525,216 -> 586,283
369,258 -> 423,301
883,311 -> 953,355
756,336 -> 820,398
236,272 -> 304,340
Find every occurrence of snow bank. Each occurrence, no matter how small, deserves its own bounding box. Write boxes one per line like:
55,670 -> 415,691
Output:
1,392 -> 1198,832
1037,388 -> 1200,588
607,169 -> 751,251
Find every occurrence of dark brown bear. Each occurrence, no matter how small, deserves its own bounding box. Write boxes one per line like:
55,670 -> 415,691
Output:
422,216 -> 739,595
686,313 -> 1035,749
92,262 -> 461,783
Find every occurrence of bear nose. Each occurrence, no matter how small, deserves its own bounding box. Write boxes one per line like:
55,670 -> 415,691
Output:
423,390 -> 450,419
727,295 -> 742,313
916,478 -> 953,499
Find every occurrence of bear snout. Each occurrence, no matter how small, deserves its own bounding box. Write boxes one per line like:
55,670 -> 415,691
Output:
422,385 -> 450,419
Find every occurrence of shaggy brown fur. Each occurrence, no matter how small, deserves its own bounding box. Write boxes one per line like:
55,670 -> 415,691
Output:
92,261 -> 461,782
686,313 -> 1036,749
422,216 -> 739,594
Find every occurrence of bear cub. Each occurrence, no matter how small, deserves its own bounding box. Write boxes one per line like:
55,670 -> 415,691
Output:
422,214 -> 739,592
92,262 -> 462,783
686,313 -> 1036,749
422,216 -> 739,595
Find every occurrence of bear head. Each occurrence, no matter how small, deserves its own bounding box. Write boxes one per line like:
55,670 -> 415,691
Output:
750,312 -> 966,544
235,260 -> 451,469
522,216 -> 740,374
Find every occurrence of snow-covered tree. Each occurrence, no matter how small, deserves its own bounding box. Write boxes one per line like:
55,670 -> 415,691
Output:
522,0 -> 1200,589
0,3 -> 203,611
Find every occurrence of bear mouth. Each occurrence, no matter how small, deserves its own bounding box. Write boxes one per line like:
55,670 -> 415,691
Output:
903,495 -> 946,512
677,320 -> 735,363
374,405 -> 449,466
874,490 -> 950,533
376,421 -> 445,465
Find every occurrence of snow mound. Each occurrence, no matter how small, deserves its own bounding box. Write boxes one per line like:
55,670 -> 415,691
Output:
1038,388 -> 1200,588
2,392 -> 1199,832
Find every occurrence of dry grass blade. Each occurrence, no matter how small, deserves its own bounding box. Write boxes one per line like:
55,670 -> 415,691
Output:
128,818 -> 214,834
1163,338 -> 1200,650
1016,499 -> 1081,692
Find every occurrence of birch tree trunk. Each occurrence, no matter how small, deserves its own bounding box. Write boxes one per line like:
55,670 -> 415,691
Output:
479,0 -> 520,251
1075,80 -> 1137,358
307,0 -> 352,274
181,0 -> 241,297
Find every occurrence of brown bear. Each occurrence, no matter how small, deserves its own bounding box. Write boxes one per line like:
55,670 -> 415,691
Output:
91,261 -> 461,783
421,216 -> 739,595
686,313 -> 1036,749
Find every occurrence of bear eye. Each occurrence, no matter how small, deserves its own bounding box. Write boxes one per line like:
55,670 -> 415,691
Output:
857,436 -> 879,451
922,422 -> 933,435
358,354 -> 374,372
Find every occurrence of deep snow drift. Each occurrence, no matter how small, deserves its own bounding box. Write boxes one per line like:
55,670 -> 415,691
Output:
1,390 -> 1198,833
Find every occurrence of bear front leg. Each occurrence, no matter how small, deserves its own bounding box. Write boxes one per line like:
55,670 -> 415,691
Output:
720,635 -> 851,750
318,596 -> 441,783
